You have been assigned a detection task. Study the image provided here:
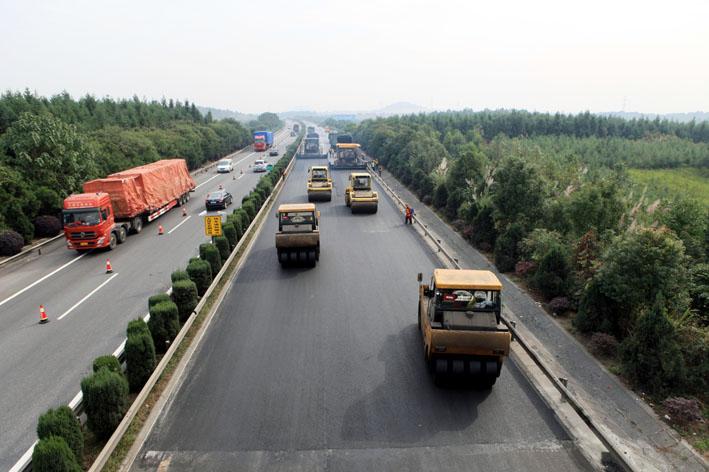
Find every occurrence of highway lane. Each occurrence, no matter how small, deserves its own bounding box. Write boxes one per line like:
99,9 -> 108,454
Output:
0,126 -> 296,470
131,137 -> 588,471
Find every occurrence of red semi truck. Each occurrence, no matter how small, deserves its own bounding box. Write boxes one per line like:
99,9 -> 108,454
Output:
62,159 -> 196,251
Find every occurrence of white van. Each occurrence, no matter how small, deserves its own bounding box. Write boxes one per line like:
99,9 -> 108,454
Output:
216,159 -> 233,173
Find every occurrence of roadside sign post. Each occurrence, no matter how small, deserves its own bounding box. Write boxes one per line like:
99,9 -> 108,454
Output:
204,216 -> 222,243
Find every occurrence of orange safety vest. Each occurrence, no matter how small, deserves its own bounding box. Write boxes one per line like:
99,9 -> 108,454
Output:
405,207 -> 411,217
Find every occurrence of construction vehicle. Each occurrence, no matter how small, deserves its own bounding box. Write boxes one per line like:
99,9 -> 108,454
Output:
275,203 -> 320,267
417,269 -> 511,387
307,166 -> 333,201
330,143 -> 367,169
328,132 -> 338,148
299,135 -> 326,159
63,159 -> 195,251
307,126 -> 315,134
293,123 -> 300,133
345,172 -> 378,213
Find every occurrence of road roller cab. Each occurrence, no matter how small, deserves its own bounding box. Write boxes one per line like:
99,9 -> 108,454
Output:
345,172 -> 378,213
307,166 -> 333,202
418,269 -> 511,387
275,203 -> 321,267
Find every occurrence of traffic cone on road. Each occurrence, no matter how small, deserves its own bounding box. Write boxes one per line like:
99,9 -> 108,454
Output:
158,225 -> 164,235
39,305 -> 49,324
218,184 -> 224,190
240,168 -> 243,174
106,259 -> 113,273
182,206 -> 187,217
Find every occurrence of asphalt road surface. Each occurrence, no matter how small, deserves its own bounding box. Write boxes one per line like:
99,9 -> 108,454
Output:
131,126 -> 589,472
0,126 -> 296,470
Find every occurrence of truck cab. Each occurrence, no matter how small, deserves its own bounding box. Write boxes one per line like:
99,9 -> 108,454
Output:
307,166 -> 333,201
418,269 -> 511,387
345,172 -> 378,213
63,193 -> 128,251
275,203 -> 320,267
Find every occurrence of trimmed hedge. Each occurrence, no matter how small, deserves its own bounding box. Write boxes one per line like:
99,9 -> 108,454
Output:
32,436 -> 81,472
187,258 -> 212,296
34,215 -> 62,238
148,292 -> 171,310
223,222 -> 237,248
127,318 -> 149,337
214,236 -> 230,261
0,229 -> 24,256
92,355 -> 122,374
148,300 -> 180,353
200,243 -> 222,277
81,368 -> 129,440
242,200 -> 256,220
171,279 -> 199,323
126,325 -> 156,392
37,406 -> 83,463
171,270 -> 190,283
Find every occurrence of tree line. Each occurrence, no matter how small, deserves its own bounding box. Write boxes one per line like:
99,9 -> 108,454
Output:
354,111 -> 708,402
0,91 -> 254,245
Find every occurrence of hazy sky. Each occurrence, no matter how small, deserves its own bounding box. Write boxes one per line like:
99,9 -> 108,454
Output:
2,0 -> 708,114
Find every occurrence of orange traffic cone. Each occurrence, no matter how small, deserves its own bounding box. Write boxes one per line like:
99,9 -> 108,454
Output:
39,305 -> 49,324
182,206 -> 187,217
240,168 -> 243,174
218,184 -> 224,190
158,225 -> 164,235
106,259 -> 113,273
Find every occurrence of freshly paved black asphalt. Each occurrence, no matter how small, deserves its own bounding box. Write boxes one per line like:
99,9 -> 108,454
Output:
132,134 -> 588,471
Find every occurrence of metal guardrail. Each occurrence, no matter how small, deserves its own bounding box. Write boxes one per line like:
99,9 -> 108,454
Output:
13,133 -> 302,472
369,164 -> 635,472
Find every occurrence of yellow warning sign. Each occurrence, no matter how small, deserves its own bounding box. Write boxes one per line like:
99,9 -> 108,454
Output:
204,215 -> 222,237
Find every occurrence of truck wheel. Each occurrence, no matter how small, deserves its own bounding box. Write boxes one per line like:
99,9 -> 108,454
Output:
132,217 -> 143,234
108,232 -> 117,250
316,245 -> 320,261
307,249 -> 316,267
117,226 -> 127,243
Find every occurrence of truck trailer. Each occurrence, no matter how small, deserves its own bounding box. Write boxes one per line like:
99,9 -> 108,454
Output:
62,159 -> 195,251
253,130 -> 274,151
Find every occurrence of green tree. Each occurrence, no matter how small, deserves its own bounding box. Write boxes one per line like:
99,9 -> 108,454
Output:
490,157 -> 545,229
577,227 -> 690,337
1,112 -> 98,197
620,298 -> 686,396
32,436 -> 81,472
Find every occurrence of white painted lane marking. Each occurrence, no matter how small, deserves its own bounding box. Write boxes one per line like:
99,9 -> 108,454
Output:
194,174 -> 219,189
167,215 -> 192,234
237,173 -> 245,180
57,272 -> 119,320
0,253 -> 87,309
198,210 -> 207,216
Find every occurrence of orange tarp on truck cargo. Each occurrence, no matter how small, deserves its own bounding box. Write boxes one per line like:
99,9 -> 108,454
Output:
83,159 -> 195,219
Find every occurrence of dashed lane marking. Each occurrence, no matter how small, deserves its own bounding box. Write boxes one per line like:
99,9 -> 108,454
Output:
57,272 -> 119,320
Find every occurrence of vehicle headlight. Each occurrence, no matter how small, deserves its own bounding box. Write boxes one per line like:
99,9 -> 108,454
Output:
97,237 -> 105,244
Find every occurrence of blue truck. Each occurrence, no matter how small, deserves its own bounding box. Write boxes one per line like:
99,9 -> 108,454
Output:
253,130 -> 274,151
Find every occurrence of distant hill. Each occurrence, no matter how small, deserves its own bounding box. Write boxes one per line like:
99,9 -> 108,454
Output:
197,106 -> 255,122
602,111 -> 709,123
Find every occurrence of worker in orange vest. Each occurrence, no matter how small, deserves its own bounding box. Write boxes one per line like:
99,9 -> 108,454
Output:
405,205 -> 413,225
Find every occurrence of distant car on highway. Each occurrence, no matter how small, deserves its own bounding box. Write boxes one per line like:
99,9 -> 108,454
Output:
254,160 -> 268,172
269,149 -> 279,156
216,158 -> 233,173
205,190 -> 233,210
290,131 -> 296,136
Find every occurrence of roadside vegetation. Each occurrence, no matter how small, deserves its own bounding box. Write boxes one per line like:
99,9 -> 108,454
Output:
0,91 -> 254,253
353,110 -> 708,452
